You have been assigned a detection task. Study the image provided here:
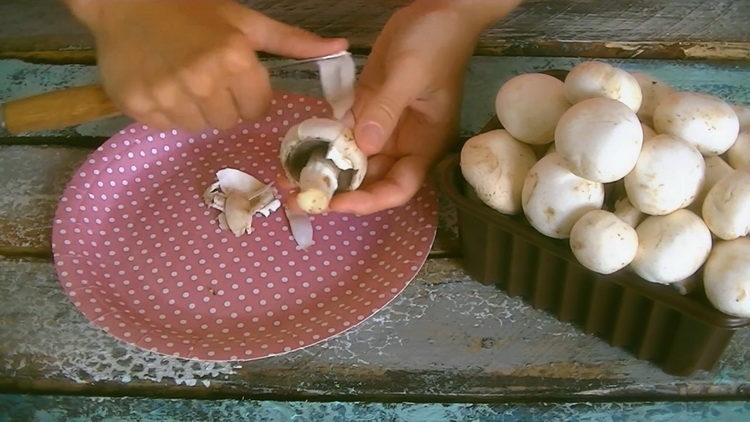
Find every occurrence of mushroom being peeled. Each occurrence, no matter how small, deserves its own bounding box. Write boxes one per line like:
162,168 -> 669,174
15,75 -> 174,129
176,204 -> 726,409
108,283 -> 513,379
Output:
280,118 -> 367,214
704,238 -> 750,318
631,209 -> 712,285
631,72 -> 673,126
702,170 -> 750,240
555,97 -> 643,183
727,131 -> 750,171
564,61 -> 642,112
495,73 -> 570,145
653,92 -> 740,156
624,134 -> 705,215
569,210 -> 638,274
521,153 -> 604,239
460,129 -> 537,214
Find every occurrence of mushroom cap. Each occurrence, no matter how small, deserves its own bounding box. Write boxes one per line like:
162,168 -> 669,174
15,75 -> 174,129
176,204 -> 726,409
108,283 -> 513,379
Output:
613,196 -> 645,228
641,123 -> 657,142
460,129 -> 537,214
704,238 -> 750,318
495,73 -> 570,145
631,209 -> 712,284
690,155 -> 734,213
570,210 -> 638,274
564,61 -> 642,112
653,92 -> 740,156
555,97 -> 643,182
727,131 -> 750,172
521,153 -> 605,239
733,104 -> 750,132
631,72 -> 673,125
624,134 -> 705,215
702,170 -> 750,240
280,117 -> 367,191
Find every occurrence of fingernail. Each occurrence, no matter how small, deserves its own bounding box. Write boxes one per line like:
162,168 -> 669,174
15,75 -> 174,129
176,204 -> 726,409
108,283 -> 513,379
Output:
359,122 -> 384,150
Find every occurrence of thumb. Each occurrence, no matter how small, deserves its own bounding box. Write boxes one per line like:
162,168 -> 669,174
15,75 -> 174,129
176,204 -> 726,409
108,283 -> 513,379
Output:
240,11 -> 348,59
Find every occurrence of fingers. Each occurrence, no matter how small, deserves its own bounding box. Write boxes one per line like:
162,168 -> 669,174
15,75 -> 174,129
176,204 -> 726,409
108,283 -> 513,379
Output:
227,62 -> 273,121
329,155 -> 430,215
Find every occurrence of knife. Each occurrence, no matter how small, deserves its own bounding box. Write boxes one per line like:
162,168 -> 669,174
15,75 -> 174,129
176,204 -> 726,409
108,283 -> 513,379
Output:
0,51 -> 351,135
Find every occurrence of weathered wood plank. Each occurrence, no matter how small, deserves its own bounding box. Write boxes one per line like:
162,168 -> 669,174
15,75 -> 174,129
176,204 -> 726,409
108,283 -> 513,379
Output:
1,257 -> 749,401
1,0 -> 749,63
2,394 -> 750,420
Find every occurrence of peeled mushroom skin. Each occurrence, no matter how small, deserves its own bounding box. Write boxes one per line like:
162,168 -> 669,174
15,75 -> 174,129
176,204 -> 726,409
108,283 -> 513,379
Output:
690,155 -> 734,212
727,131 -> 750,171
495,73 -> 570,145
521,153 -> 605,239
569,210 -> 638,274
460,129 -> 537,214
733,104 -> 750,132
555,97 -> 643,183
564,61 -> 642,112
653,92 -> 740,156
624,134 -> 705,215
704,238 -> 750,318
631,72 -> 673,125
631,209 -> 712,285
613,196 -> 645,228
702,170 -> 750,240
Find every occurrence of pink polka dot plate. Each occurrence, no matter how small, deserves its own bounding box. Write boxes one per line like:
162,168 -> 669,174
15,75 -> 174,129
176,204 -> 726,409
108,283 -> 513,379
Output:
52,93 -> 438,361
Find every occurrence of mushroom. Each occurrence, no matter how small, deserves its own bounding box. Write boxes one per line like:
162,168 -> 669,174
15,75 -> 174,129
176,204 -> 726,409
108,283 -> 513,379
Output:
702,170 -> 750,240
733,104 -> 750,132
624,134 -> 705,215
555,97 -> 643,182
704,238 -> 750,318
613,196 -> 645,228
727,131 -> 750,171
280,117 -> 367,214
631,72 -> 674,125
631,209 -> 712,285
564,61 -> 642,112
641,123 -> 657,142
460,129 -> 537,214
653,92 -> 740,156
521,153 -> 604,239
495,73 -> 570,145
569,210 -> 638,274
689,155 -> 734,213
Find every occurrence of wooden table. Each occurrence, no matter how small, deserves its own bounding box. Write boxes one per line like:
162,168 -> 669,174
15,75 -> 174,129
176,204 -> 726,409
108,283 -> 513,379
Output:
1,1 -> 750,419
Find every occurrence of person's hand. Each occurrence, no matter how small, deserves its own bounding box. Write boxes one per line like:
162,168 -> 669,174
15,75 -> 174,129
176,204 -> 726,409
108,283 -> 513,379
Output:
329,0 -> 521,215
65,0 -> 347,132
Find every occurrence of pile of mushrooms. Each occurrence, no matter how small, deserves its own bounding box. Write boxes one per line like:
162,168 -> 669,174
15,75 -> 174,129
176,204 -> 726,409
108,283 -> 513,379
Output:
461,61 -> 750,318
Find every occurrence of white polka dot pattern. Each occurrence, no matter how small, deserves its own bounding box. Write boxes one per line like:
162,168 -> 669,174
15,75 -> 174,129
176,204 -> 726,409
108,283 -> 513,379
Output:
52,93 -> 438,361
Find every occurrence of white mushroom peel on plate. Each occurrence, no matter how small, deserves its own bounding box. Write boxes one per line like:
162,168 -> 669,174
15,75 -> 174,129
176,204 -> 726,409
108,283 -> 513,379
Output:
653,92 -> 740,156
631,72 -> 673,126
631,209 -> 712,285
613,196 -> 645,228
702,170 -> 750,240
495,73 -> 570,145
569,210 -> 638,274
555,97 -> 643,183
280,118 -> 367,214
704,238 -> 750,318
460,129 -> 537,214
521,153 -> 605,239
733,104 -> 750,132
564,61 -> 642,112
727,131 -> 750,172
689,155 -> 734,213
624,134 -> 705,215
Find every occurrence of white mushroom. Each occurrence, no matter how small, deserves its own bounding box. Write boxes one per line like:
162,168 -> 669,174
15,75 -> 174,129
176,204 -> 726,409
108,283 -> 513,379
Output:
704,238 -> 750,318
653,92 -> 740,156
727,131 -> 750,171
555,97 -> 643,182
460,129 -> 537,214
631,209 -> 712,284
624,134 -> 705,215
521,153 -> 604,239
613,197 -> 645,228
641,123 -> 657,142
569,210 -> 638,274
690,155 -> 734,212
495,73 -> 570,145
280,118 -> 367,214
631,72 -> 673,125
702,170 -> 750,240
733,104 -> 750,132
564,61 -> 642,112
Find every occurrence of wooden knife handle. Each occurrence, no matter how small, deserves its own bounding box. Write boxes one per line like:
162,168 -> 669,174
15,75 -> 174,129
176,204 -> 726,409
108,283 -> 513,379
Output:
1,84 -> 121,134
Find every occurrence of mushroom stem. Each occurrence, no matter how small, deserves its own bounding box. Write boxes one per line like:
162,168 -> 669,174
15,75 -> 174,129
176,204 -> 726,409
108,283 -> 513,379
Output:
296,151 -> 340,214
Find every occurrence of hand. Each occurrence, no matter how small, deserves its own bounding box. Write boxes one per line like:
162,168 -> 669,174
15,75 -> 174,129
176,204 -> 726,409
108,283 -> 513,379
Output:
329,0 -> 521,215
66,0 -> 347,132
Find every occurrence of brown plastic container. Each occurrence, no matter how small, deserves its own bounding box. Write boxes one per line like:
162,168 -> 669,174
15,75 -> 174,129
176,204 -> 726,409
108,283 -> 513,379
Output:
438,116 -> 750,376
